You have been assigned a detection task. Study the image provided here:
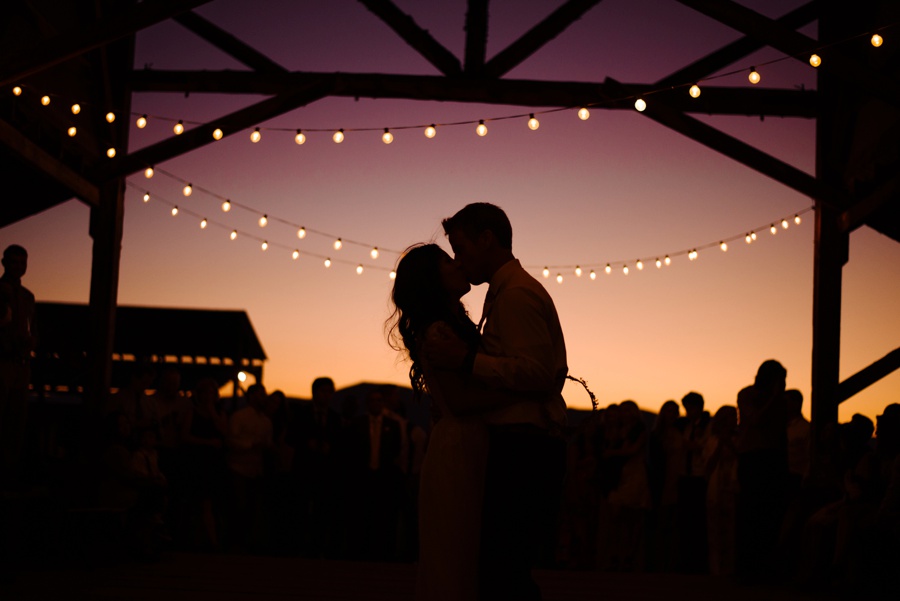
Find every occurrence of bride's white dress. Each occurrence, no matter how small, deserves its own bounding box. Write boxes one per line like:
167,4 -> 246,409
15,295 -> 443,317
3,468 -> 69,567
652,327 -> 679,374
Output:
416,323 -> 489,601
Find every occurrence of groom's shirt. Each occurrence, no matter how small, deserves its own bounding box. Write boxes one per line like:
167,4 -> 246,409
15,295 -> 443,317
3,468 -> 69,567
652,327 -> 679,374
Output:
473,259 -> 568,429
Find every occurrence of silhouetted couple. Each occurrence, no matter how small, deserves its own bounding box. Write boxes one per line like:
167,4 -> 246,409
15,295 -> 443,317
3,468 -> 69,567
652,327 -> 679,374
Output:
389,203 -> 568,601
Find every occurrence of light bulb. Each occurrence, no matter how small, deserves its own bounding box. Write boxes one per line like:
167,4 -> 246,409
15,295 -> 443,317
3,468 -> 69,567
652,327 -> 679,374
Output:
751,232 -> 757,241
106,147 -> 116,158
142,193 -> 150,202
222,200 -> 231,212
259,215 -> 268,227
106,112 -> 116,123
324,258 -> 332,268
200,218 -> 208,229
382,129 -> 393,144
295,130 -> 306,145
746,234 -> 753,244
542,267 -> 550,278
794,215 -> 801,225
748,68 -> 760,84
144,167 -> 154,178
770,224 -> 777,235
334,238 -> 342,250
605,264 -> 612,275
589,270 -> 597,280
370,247 -> 379,259
689,250 -> 697,261
171,206 -> 178,216
12,86 -> 22,96
634,98 -> 647,112
173,120 -> 184,135
183,184 -> 192,196
212,128 -> 223,140
636,260 -> 644,270
871,34 -> 883,47
555,274 -> 563,284
476,120 -> 487,136
41,95 -> 50,106
720,241 -> 728,251
664,256 -> 671,266
575,266 -> 582,277
297,227 -> 306,239
577,107 -> 590,120
782,219 -> 789,229
356,265 -> 364,275
136,115 -> 147,128
230,230 -> 237,240
656,259 -> 662,268
261,241 -> 268,251
292,250 -> 300,260
527,114 -> 540,130
809,54 -> 821,67
424,125 -> 436,138
623,265 -> 629,275
67,126 -> 77,137
71,103 -> 81,114
389,271 -> 397,280
333,129 -> 344,143
250,128 -> 261,143
689,84 -> 701,98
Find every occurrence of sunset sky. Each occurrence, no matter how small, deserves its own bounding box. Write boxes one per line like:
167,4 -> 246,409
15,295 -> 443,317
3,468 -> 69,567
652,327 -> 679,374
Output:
6,0 -> 899,422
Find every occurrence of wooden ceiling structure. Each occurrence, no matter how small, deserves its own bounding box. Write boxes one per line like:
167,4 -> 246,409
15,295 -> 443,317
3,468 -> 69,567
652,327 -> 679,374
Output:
1,0 -> 898,452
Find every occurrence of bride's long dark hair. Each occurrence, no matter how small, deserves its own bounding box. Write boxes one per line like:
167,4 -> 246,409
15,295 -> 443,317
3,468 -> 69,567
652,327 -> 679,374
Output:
387,243 -> 479,398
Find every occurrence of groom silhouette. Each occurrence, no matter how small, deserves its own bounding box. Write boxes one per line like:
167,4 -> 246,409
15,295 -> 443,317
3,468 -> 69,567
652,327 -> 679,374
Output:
429,202 -> 568,600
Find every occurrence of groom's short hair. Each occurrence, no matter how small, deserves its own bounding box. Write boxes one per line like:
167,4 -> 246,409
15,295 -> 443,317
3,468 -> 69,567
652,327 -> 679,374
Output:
442,203 -> 512,250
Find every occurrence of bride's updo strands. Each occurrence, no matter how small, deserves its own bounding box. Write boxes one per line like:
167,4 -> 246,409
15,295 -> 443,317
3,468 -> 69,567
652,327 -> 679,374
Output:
388,244 -> 474,398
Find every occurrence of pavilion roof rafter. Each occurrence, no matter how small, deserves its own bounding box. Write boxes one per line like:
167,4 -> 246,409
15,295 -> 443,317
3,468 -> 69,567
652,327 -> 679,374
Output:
464,0 -> 489,75
173,10 -> 288,73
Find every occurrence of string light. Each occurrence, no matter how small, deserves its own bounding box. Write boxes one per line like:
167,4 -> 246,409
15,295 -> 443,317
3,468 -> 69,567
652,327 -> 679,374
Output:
623,265 -> 629,275
259,215 -> 268,227
183,183 -> 193,196
634,98 -> 647,112
145,166 -> 154,179
770,224 -> 777,235
689,250 -> 698,260
142,193 -> 150,202
720,241 -> 728,251
745,233 -> 753,244
67,126 -> 77,137
136,115 -> 147,129
106,112 -> 116,123
370,247 -> 379,259
556,274 -> 563,284
106,148 -> 116,158
689,84 -> 701,98
212,128 -> 223,140
781,218 -> 790,229
382,128 -> 393,144
41,95 -> 50,106
324,258 -> 332,268
250,128 -> 261,143
751,232 -> 758,241
222,200 -> 231,212
171,206 -> 178,216
748,67 -> 761,84
295,130 -> 306,145
357,264 -> 364,275
174,120 -> 184,135
230,230 -> 238,240
292,249 -> 300,260
297,227 -> 306,239
871,33 -> 883,47
589,270 -> 596,280
334,238 -> 342,250
542,267 -> 550,278
636,260 -> 644,270
12,86 -> 22,96
200,218 -> 208,229
261,241 -> 268,251
577,107 -> 590,120
333,129 -> 344,143
794,215 -> 801,225
809,54 -> 822,67
605,264 -> 612,274
70,103 -> 81,115
389,271 -> 397,280
476,120 -> 488,136
575,266 -> 582,277
527,114 -> 540,130
656,258 -> 662,268
424,125 -> 436,138
664,256 -> 671,266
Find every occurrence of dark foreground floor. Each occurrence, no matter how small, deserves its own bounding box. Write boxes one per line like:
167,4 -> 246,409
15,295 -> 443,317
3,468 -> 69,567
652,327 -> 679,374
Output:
0,552 -> 841,601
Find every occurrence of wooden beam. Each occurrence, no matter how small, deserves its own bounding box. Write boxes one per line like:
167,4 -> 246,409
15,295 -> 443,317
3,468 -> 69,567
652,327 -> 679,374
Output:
675,0 -> 900,110
840,175 -> 900,233
173,11 -> 287,72
95,81 -> 333,181
357,0 -> 461,76
484,0 -> 604,78
129,69 -> 816,117
464,0 -> 489,75
604,78 -> 843,205
837,347 -> 900,404
0,0 -> 213,88
655,1 -> 818,87
0,118 -> 99,206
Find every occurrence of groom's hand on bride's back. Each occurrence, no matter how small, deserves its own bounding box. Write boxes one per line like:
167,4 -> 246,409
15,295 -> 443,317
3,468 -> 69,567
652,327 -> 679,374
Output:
424,324 -> 469,370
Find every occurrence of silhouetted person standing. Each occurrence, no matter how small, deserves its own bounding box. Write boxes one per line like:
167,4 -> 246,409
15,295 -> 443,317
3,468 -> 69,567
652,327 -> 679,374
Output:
0,244 -> 36,487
